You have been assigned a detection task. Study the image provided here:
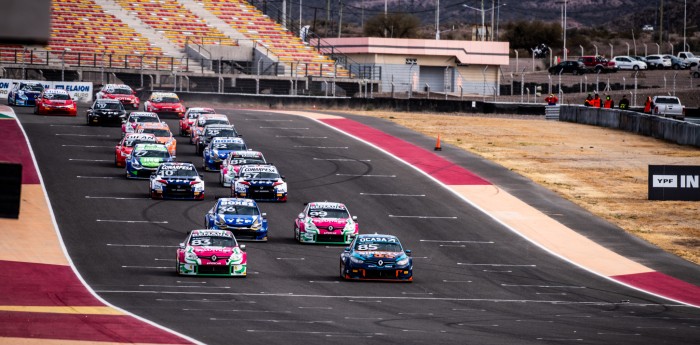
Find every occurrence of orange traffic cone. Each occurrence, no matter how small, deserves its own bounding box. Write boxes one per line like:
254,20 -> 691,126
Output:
434,134 -> 442,151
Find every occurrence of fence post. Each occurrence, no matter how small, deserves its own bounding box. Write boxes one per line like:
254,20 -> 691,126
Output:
673,72 -> 677,96
633,71 -> 638,107
520,69 -> 525,103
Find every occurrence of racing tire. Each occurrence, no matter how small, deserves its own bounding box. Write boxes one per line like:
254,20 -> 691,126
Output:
572,70 -> 579,75
294,227 -> 300,242
694,72 -> 700,78
673,65 -> 680,70
33,106 -> 38,115
339,261 -> 346,280
175,259 -> 181,275
633,65 -> 639,71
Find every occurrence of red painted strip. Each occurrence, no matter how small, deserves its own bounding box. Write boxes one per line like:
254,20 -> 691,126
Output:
320,118 -> 491,185
612,271 -> 700,306
0,260 -> 104,307
0,120 -> 39,184
0,312 -> 192,344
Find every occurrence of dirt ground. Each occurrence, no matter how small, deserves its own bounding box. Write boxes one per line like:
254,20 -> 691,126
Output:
339,110 -> 700,265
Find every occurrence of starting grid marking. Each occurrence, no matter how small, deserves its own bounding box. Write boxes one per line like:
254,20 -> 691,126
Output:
97,219 -> 168,224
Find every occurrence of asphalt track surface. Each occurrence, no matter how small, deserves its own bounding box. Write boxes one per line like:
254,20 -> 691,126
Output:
16,105 -> 700,345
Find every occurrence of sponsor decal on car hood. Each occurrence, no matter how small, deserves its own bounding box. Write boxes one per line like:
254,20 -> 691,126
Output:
139,157 -> 164,168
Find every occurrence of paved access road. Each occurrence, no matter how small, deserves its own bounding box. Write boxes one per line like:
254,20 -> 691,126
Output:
16,106 -> 700,345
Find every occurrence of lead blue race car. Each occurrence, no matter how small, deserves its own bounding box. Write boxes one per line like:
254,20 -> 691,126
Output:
339,234 -> 413,282
204,198 -> 268,241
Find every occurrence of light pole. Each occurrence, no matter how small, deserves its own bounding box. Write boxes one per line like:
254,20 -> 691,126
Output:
61,48 -> 71,82
435,0 -> 440,40
462,2 -> 506,41
683,0 -> 687,52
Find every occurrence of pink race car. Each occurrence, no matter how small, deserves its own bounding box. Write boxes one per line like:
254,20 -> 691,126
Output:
176,229 -> 247,277
179,107 -> 215,136
294,201 -> 359,244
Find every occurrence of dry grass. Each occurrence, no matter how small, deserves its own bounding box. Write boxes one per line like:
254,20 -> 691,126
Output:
340,110 -> 700,265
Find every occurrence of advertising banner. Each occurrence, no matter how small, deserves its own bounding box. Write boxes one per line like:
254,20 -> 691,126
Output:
0,79 -> 93,103
648,165 -> 700,201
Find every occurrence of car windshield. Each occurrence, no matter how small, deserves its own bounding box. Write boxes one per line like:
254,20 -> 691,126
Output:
124,137 -> 155,147
239,170 -> 279,180
229,157 -> 265,165
159,166 -> 198,177
134,149 -> 170,158
354,241 -> 402,252
189,236 -> 235,247
46,93 -> 70,100
308,207 -> 350,219
204,119 -> 229,126
187,113 -> 201,119
139,128 -> 171,137
131,116 -> 159,123
207,129 -> 238,138
153,97 -> 179,103
111,88 -> 132,95
212,142 -> 246,151
95,102 -> 123,110
217,204 -> 259,215
22,84 -> 43,91
655,98 -> 680,104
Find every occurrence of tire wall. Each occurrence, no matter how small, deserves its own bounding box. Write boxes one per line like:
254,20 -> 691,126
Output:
560,105 -> 700,147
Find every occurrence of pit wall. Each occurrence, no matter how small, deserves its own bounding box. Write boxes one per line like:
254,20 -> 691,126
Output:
559,105 -> 700,148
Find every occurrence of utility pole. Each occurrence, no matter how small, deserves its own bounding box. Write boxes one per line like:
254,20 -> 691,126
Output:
658,0 -> 663,46
436,0 -> 440,40
481,0 -> 485,41
338,1 -> 343,38
490,0 -> 494,41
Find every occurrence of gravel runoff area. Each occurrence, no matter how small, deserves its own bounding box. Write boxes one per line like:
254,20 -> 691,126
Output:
338,109 -> 700,266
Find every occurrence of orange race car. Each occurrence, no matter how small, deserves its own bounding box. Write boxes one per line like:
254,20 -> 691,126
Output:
136,122 -> 177,158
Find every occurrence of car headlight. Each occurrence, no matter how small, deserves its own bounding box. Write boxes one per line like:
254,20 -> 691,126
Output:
250,217 -> 261,230
343,220 -> 355,232
304,219 -> 318,232
19,93 -> 28,100
185,251 -> 198,262
131,159 -> 142,168
350,256 -> 364,264
230,253 -> 243,263
397,258 -> 410,266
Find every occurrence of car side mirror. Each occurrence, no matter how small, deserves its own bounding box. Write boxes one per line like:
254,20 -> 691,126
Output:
199,174 -> 204,178
179,242 -> 185,248
281,175 -> 286,179
262,213 -> 267,217
405,250 -> 412,256
298,213 -> 304,219
240,244 -> 246,251
344,247 -> 350,252
352,216 -> 357,221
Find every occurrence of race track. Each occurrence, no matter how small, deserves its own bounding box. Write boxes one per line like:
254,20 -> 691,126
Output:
15,105 -> 700,345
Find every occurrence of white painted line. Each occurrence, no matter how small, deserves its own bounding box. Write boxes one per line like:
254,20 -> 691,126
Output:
398,312 -> 434,316
296,146 -> 348,149
483,270 -> 513,273
223,319 -> 333,324
443,280 -> 472,283
62,144 -> 112,148
457,323 -> 499,327
139,285 -> 230,289
278,136 -> 328,139
337,173 -> 394,177
401,292 -> 433,295
157,299 -> 255,303
260,127 -> 308,129
458,263 -> 536,267
121,265 -> 170,269
634,326 -> 677,329
554,314 -> 591,318
452,308 -> 487,312
309,281 -> 339,284
97,219 -> 168,224
421,240 -> 494,244
516,319 -> 554,323
440,245 -> 469,248
344,316 -> 384,320
596,332 -> 641,336
315,158 -> 370,161
49,124 -> 86,127
536,293 -> 568,295
246,119 -> 293,122
389,215 -> 457,219
94,290 -> 688,307
56,133 -> 111,137
361,192 -> 423,196
176,281 -> 206,284
69,158 -> 112,162
536,338 -> 583,342
86,196 -> 147,200
276,257 -> 305,260
200,309 -> 291,314
411,256 -> 430,259
502,284 -> 585,289
107,244 -> 177,248
245,330 -> 383,336
298,306 -> 333,309
77,176 -> 119,179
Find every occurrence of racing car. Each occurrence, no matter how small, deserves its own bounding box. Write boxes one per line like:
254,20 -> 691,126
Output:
195,124 -> 239,155
179,107 -> 215,135
125,143 -> 172,179
135,122 -> 176,157
231,164 -> 287,202
33,89 -> 77,116
96,84 -> 140,110
220,150 -> 266,187
294,202 -> 358,244
7,81 -> 44,106
204,198 -> 268,241
86,99 -> 126,126
149,162 -> 205,200
144,92 -> 185,117
339,234 -> 413,282
202,137 -> 247,171
121,112 -> 161,137
176,229 -> 247,277
189,113 -> 229,144
114,133 -> 157,167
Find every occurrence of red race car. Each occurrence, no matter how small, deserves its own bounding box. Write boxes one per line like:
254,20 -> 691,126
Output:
179,107 -> 215,136
144,92 -> 185,118
114,133 -> 157,167
96,84 -> 140,110
34,89 -> 77,116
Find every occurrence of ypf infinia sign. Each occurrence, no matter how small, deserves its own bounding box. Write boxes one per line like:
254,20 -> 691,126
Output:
649,165 -> 700,201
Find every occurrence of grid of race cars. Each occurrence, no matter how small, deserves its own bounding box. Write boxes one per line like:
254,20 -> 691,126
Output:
13,88 -> 414,282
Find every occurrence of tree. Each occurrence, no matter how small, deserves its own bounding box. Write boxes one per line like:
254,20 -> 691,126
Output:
502,20 -> 562,51
363,13 -> 421,38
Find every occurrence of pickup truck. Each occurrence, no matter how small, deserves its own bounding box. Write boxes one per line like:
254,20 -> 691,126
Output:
691,63 -> 700,78
677,52 -> 700,66
578,55 -> 617,73
651,96 -> 685,120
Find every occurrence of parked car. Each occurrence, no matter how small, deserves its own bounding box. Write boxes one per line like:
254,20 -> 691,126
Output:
642,24 -> 654,32
578,55 -> 617,73
645,55 -> 672,69
630,56 -> 648,63
691,63 -> 700,78
548,60 -> 587,75
662,55 -> 689,70
612,56 -> 647,70
677,52 -> 700,65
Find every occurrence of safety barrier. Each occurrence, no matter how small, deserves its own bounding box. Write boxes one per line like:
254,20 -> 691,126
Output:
560,105 -> 700,147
